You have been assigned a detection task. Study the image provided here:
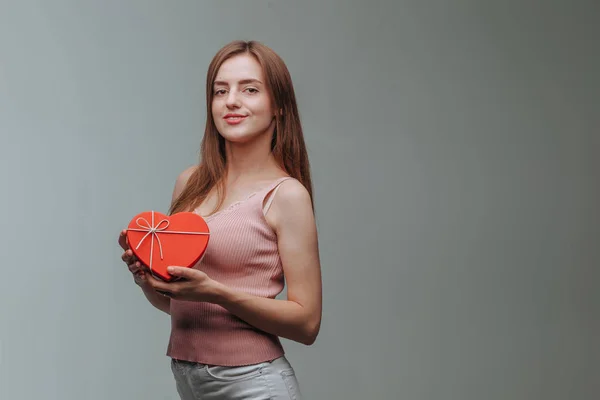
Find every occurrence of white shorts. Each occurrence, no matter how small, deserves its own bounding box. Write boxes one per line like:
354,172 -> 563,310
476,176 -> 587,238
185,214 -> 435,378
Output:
170,356 -> 302,399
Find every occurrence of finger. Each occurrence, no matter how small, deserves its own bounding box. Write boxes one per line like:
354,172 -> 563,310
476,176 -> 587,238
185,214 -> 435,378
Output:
118,230 -> 126,249
166,266 -> 196,280
128,259 -> 145,272
148,275 -> 179,294
123,256 -> 136,267
121,251 -> 132,263
121,249 -> 132,260
133,274 -> 147,286
148,278 -> 167,291
133,271 -> 146,280
118,229 -> 129,251
122,250 -> 138,264
143,271 -> 159,284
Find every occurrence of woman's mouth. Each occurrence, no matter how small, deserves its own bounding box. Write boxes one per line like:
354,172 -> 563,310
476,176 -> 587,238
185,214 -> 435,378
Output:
224,115 -> 247,125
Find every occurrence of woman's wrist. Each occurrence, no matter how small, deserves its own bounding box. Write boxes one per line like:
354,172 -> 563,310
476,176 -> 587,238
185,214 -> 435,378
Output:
211,280 -> 235,306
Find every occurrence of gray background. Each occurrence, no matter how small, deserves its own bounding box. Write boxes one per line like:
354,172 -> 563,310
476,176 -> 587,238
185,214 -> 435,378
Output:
1,1 -> 598,399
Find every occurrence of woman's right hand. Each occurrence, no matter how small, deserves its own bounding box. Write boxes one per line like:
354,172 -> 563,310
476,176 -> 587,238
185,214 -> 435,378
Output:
119,229 -> 148,286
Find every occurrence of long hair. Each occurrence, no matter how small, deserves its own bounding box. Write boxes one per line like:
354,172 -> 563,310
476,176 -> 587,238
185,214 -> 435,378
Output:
169,40 -> 313,215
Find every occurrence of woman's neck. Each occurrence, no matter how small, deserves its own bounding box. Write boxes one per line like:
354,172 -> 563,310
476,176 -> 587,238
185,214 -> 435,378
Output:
224,136 -> 281,183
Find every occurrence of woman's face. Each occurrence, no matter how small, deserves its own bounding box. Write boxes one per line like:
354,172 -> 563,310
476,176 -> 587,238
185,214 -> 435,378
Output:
211,54 -> 276,144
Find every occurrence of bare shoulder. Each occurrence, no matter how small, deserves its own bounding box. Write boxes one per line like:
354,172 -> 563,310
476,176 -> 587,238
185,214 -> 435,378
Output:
269,178 -> 315,232
172,165 -> 197,200
275,178 -> 312,208
176,165 -> 197,185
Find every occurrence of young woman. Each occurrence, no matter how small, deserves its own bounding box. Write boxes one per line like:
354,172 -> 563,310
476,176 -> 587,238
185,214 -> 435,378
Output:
118,40 -> 322,399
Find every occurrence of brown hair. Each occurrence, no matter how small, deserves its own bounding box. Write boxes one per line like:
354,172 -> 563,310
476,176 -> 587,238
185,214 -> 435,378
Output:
169,40 -> 313,215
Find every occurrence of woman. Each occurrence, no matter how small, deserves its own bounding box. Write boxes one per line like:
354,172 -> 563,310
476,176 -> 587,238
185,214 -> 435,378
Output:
118,40 -> 322,400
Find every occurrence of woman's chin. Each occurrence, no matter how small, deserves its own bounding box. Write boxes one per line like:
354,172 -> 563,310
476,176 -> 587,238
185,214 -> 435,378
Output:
221,131 -> 253,143
219,128 -> 272,145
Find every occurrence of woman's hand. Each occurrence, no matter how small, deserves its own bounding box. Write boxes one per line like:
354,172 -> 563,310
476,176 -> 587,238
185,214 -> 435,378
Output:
145,266 -> 223,303
118,229 -> 149,287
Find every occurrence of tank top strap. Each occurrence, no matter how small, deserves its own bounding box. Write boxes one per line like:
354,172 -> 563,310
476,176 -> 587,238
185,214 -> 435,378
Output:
258,176 -> 295,215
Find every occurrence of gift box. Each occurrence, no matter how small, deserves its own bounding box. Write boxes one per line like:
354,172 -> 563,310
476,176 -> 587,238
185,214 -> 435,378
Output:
126,210 -> 210,282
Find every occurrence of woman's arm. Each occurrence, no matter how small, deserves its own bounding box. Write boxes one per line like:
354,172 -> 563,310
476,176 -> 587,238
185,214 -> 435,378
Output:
215,180 -> 322,344
151,179 -> 323,345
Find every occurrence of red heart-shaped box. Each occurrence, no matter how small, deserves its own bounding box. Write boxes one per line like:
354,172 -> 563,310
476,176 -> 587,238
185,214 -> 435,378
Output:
126,210 -> 210,282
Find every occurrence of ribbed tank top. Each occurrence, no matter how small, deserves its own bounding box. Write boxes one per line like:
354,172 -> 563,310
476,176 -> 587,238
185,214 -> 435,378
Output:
166,176 -> 293,366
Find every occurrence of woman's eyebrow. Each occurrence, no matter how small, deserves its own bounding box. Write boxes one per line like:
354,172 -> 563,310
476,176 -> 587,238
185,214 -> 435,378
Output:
213,78 -> 263,86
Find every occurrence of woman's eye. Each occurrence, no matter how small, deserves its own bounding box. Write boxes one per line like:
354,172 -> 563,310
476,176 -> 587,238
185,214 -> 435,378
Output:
245,88 -> 258,94
214,89 -> 227,95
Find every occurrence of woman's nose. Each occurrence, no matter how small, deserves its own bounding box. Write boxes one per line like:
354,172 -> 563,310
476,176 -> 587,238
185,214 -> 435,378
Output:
226,91 -> 241,108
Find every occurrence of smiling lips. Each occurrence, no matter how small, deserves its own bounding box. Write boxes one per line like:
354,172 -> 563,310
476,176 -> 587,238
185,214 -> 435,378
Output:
224,114 -> 247,125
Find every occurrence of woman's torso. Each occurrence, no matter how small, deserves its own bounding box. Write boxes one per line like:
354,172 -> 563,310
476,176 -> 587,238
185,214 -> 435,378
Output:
166,176 -> 293,366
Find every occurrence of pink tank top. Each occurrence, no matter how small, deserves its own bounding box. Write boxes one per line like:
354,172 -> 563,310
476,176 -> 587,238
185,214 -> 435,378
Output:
166,176 -> 293,366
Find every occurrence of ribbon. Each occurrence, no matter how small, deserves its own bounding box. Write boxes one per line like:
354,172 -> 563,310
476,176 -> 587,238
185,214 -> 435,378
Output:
126,211 -> 209,271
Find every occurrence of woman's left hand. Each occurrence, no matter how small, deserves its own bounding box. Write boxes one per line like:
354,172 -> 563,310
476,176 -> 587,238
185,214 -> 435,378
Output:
145,266 -> 222,303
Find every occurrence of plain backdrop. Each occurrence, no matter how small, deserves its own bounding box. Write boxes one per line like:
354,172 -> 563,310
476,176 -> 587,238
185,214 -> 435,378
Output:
1,1 -> 598,399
